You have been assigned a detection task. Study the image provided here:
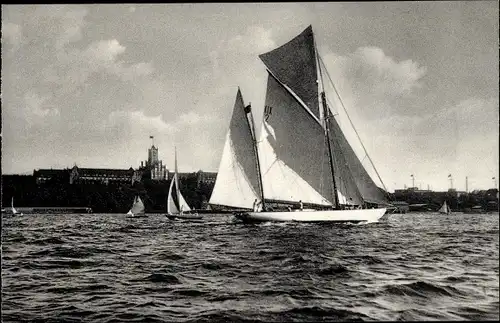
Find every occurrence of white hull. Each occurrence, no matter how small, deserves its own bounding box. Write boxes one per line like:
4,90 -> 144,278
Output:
236,208 -> 387,223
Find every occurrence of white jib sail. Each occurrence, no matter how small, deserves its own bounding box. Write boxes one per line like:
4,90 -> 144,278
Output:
209,131 -> 260,209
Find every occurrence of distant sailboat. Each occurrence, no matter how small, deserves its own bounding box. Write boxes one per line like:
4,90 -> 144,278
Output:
438,201 -> 451,214
210,25 -> 389,223
127,195 -> 145,217
166,147 -> 202,221
11,197 -> 23,216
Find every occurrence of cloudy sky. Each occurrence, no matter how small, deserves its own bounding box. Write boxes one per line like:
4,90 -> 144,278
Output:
2,2 -> 498,192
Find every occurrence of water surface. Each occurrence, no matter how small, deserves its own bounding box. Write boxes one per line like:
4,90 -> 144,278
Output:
2,212 -> 499,321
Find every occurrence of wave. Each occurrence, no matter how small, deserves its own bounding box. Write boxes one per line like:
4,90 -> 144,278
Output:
317,264 -> 350,276
268,306 -> 371,321
381,281 -> 466,298
137,273 -> 181,284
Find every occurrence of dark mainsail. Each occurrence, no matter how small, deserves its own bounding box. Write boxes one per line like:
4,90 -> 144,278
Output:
259,25 -> 320,120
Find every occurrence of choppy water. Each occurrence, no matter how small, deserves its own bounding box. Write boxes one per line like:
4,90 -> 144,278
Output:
2,212 -> 499,322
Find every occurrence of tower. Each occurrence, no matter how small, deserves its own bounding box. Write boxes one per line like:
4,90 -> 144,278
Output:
142,135 -> 167,181
148,145 -> 159,167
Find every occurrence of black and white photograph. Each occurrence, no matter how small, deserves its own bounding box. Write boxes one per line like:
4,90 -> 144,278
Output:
2,2 -> 499,321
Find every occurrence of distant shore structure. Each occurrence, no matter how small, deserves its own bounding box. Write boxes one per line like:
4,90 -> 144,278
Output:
139,136 -> 167,181
30,137 -> 217,187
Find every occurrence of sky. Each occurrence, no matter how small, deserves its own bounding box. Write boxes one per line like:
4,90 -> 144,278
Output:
2,2 -> 498,192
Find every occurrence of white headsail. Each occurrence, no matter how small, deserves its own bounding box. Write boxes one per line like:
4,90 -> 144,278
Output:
209,89 -> 262,209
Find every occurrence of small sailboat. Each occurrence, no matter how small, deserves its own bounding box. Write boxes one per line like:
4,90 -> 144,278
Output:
166,148 -> 202,221
127,195 -> 145,217
11,197 -> 23,216
210,25 -> 389,223
438,201 -> 451,214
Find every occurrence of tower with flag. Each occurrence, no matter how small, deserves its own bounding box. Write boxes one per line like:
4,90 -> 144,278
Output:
140,135 -> 167,181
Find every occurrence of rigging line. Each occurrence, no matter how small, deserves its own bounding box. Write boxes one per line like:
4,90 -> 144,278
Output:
317,53 -> 388,192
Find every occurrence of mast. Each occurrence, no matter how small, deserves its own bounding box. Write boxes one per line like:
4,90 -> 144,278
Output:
174,146 -> 181,212
314,33 -> 340,209
244,102 -> 266,211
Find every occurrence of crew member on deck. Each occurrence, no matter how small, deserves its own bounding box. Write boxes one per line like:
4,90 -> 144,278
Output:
299,200 -> 303,211
253,199 -> 262,212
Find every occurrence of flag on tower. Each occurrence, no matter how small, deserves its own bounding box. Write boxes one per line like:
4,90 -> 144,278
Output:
448,174 -> 452,178
150,136 -> 154,139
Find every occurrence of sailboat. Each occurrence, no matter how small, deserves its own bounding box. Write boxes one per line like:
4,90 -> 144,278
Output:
11,197 -> 23,216
210,25 -> 389,223
438,201 -> 451,214
127,195 -> 146,217
166,148 -> 202,221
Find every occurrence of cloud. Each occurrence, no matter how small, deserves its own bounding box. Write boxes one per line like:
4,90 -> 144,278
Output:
1,6 -> 174,171
206,25 -> 277,133
359,96 -> 499,191
317,45 -> 495,191
106,109 -> 217,137
23,91 -> 59,120
322,46 -> 427,121
86,39 -> 126,63
2,22 -> 22,52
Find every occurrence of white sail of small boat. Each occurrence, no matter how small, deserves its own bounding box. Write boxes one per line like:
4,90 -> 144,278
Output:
210,25 -> 389,223
127,195 -> 145,217
438,201 -> 451,214
11,197 -> 22,215
166,147 -> 202,220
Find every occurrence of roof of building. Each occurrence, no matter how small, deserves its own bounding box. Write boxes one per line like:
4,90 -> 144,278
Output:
74,167 -> 135,176
33,169 -> 69,177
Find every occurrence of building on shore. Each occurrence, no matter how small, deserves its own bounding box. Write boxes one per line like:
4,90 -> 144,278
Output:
30,141 -> 218,187
69,166 -> 141,185
33,168 -> 69,184
139,144 -> 168,181
196,170 -> 217,188
34,166 -> 141,185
